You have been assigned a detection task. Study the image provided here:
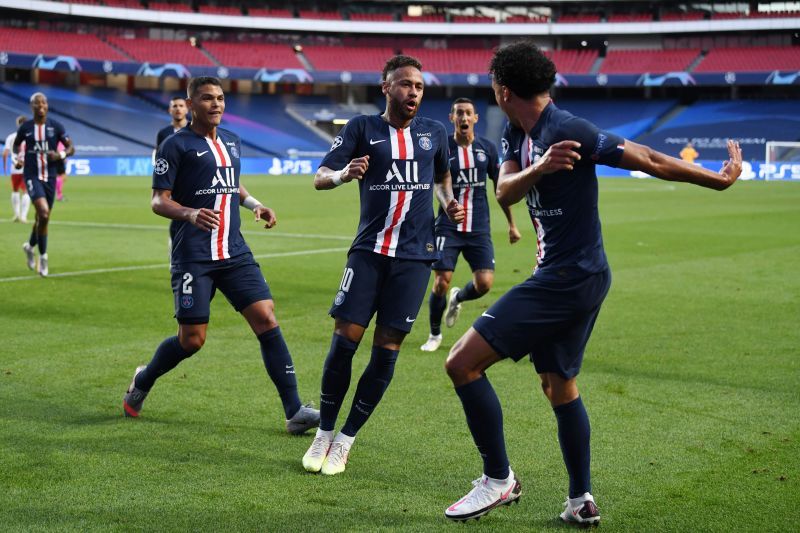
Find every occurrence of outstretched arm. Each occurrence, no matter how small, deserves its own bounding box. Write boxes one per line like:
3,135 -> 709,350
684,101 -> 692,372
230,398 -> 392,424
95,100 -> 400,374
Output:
314,156 -> 370,190
151,188 -> 219,232
619,139 -> 741,191
434,170 -> 465,224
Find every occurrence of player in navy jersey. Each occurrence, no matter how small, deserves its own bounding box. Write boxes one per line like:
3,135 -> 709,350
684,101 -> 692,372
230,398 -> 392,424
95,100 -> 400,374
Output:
420,97 -> 521,352
155,96 -> 189,153
302,56 -> 465,476
13,92 -> 74,277
122,77 -> 319,436
443,41 -> 742,524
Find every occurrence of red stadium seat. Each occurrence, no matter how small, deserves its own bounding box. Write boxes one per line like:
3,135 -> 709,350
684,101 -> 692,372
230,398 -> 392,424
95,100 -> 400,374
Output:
600,49 -> 700,74
694,46 -> 800,72
107,36 -> 214,65
303,45 -> 395,72
546,49 -> 598,74
402,47 -> 494,73
0,28 -> 129,61
202,42 -> 303,69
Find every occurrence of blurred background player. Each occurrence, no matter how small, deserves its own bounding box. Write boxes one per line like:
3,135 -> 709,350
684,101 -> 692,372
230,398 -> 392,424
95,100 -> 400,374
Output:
155,96 -> 189,154
14,92 -> 74,277
4,115 -> 30,222
442,41 -> 742,525
302,56 -> 464,476
122,77 -> 319,435
420,97 -> 521,352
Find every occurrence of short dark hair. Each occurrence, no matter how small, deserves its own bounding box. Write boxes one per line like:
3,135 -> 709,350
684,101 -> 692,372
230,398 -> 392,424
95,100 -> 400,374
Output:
489,41 -> 556,99
169,96 -> 186,103
450,97 -> 475,113
382,55 -> 422,81
187,77 -> 222,97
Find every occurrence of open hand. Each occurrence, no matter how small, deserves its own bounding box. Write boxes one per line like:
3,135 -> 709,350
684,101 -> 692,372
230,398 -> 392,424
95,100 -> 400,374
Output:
254,205 -> 277,229
718,139 -> 742,189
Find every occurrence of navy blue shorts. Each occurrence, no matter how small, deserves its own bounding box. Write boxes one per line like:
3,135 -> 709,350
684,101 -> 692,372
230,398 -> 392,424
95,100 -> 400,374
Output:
473,269 -> 611,379
431,230 -> 495,272
329,250 -> 431,333
26,177 -> 55,208
170,253 -> 272,324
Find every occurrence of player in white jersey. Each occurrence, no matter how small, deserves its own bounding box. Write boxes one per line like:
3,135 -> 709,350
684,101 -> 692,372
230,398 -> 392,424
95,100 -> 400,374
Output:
3,115 -> 30,222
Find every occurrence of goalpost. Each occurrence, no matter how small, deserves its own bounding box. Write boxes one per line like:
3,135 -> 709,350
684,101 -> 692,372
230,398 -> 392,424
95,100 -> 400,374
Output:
764,141 -> 800,180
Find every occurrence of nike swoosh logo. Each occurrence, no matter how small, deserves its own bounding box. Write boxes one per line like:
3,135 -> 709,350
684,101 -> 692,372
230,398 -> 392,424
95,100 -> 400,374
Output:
25,133 -> 33,137
196,150 -> 209,157
513,149 -> 520,154
369,139 -> 386,145
448,157 -> 456,161
405,316 -> 416,323
285,365 -> 294,369
481,313 -> 495,319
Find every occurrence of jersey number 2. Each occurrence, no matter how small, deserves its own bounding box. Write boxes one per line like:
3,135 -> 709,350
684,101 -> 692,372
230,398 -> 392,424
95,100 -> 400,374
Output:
182,273 -> 193,294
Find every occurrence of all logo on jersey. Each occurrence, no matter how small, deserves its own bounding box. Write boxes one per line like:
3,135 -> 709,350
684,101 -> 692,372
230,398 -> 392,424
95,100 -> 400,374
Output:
154,158 -> 169,175
418,137 -> 432,151
456,168 -> 483,185
385,161 -> 419,183
211,167 -> 236,188
330,136 -> 343,151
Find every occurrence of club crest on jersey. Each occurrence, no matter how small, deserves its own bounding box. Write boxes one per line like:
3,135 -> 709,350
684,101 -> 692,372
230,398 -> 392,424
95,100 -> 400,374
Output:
330,136 -> 343,151
211,167 -> 236,187
47,127 -> 55,137
418,137 -> 432,151
154,158 -> 169,175
476,151 -> 487,162
229,145 -> 239,158
334,290 -> 346,306
426,242 -> 434,252
180,295 -> 194,308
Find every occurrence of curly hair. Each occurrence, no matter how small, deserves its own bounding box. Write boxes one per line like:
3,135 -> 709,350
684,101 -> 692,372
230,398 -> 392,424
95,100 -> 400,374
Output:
489,41 -> 556,99
382,55 -> 423,81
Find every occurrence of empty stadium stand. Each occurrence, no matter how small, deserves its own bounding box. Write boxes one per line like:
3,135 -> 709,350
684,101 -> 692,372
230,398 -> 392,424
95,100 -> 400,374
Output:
554,99 -> 678,140
401,48 -> 494,74
107,36 -> 214,66
0,28 -> 128,61
547,49 -> 598,74
600,49 -> 700,74
303,45 -> 396,72
202,42 -> 302,69
694,46 -> 800,72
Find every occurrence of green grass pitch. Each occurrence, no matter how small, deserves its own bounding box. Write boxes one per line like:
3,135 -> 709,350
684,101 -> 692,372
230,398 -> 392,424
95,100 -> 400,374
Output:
0,175 -> 797,531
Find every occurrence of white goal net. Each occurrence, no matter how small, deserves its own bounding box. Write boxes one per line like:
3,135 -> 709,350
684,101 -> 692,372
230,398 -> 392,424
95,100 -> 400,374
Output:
764,141 -> 800,180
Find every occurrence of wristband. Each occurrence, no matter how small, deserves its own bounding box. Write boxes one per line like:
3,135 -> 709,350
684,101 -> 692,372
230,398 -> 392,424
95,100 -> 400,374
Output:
241,196 -> 262,210
59,150 -> 66,160
331,170 -> 344,187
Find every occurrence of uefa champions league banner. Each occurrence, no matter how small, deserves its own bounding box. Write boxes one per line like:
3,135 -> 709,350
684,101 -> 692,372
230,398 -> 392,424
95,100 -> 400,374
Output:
3,52 -> 800,87
63,157 -> 800,180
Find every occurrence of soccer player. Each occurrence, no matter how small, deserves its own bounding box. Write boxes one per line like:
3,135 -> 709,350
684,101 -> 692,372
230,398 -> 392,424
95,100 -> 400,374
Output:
420,97 -> 521,352
442,41 -> 742,524
155,96 -> 189,152
14,93 -> 74,277
3,115 -> 30,222
302,56 -> 465,475
122,77 -> 320,436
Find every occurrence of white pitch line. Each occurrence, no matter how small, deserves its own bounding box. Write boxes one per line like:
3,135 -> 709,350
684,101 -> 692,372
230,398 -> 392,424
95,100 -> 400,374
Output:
0,219 -> 353,241
0,247 -> 348,283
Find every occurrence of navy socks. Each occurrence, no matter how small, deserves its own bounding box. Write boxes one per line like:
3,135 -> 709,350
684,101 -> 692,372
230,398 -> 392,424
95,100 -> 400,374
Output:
135,336 -> 197,392
554,396 -> 592,498
428,291 -> 447,336
319,334 -> 359,431
341,346 -> 399,437
258,327 -> 302,419
455,375 -> 510,480
455,281 -> 482,303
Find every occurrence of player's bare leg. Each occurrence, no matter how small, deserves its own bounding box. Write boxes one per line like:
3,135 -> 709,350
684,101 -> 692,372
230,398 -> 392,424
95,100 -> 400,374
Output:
243,299 -> 318,434
540,372 -> 600,525
444,328 -> 520,521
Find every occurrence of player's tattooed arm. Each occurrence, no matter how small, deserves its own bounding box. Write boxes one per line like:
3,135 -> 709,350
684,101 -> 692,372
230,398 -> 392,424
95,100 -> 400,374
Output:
496,140 -> 582,207
434,170 -> 465,224
151,188 -> 220,232
618,139 -> 741,191
314,156 -> 370,189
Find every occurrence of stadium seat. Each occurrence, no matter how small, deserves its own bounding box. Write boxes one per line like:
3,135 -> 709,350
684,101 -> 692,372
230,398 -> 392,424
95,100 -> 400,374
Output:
0,28 -> 129,61
202,42 -> 303,69
107,36 -> 215,66
694,46 -> 800,72
600,49 -> 700,74
303,45 -> 396,72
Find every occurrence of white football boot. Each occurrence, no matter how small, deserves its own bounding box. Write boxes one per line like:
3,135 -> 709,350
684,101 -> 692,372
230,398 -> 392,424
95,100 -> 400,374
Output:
444,286 -> 462,328
560,492 -> 601,526
445,470 -> 522,521
22,242 -> 35,270
302,431 -> 332,473
38,253 -> 48,277
420,334 -> 443,352
320,439 -> 351,476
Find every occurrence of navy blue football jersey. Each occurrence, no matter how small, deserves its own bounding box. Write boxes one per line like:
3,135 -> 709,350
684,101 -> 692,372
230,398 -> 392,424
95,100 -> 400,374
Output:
500,101 -> 624,280
436,135 -> 499,235
153,127 -> 250,264
156,124 -> 181,149
14,118 -> 69,183
320,114 -> 449,261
